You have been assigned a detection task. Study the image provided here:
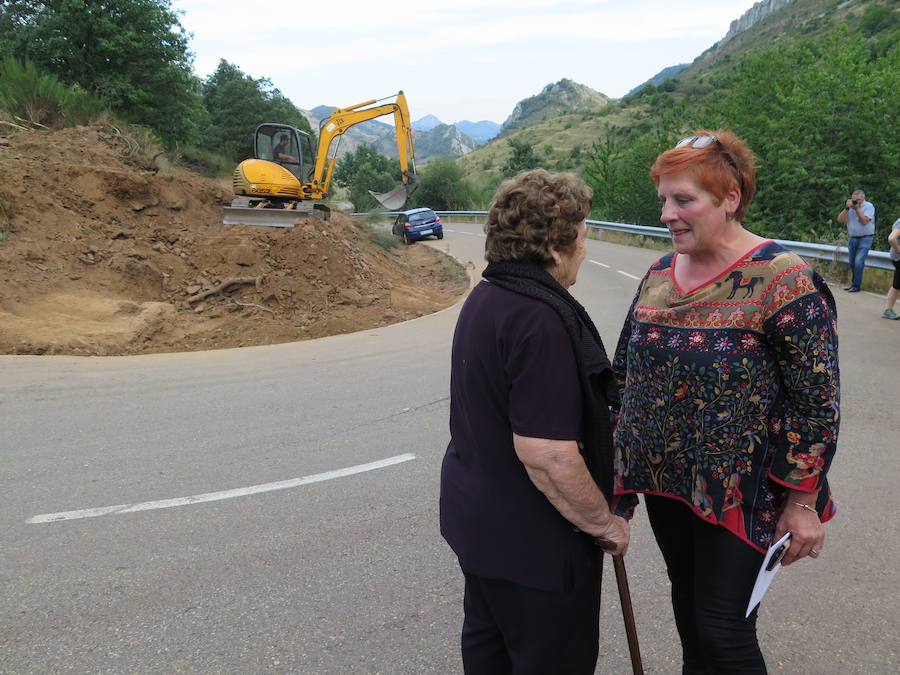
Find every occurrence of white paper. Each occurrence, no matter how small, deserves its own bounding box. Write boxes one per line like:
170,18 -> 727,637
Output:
745,531 -> 792,617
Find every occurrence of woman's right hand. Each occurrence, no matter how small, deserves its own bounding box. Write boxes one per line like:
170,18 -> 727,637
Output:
594,514 -> 631,556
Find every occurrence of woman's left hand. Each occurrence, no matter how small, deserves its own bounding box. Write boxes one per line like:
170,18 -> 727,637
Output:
775,495 -> 825,566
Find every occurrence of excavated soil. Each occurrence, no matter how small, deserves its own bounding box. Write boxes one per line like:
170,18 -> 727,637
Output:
0,125 -> 468,356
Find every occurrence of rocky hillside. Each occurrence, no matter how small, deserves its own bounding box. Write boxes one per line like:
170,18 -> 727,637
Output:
413,116 -> 501,143
689,0 -> 893,72
408,123 -> 479,160
500,78 -> 610,135
302,105 -> 479,163
722,0 -> 796,43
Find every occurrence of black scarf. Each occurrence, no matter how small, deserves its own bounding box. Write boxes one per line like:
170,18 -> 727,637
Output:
482,261 -> 618,501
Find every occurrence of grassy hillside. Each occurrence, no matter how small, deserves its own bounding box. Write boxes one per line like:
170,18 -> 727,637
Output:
455,0 -> 898,228
457,105 -> 637,192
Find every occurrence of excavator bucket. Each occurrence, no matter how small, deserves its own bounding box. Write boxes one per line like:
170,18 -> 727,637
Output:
369,174 -> 420,210
369,184 -> 412,210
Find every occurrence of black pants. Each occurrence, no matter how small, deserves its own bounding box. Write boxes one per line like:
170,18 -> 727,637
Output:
646,495 -> 767,674
460,567 -> 601,675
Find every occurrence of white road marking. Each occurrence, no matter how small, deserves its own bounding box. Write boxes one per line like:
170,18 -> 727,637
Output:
440,227 -> 484,237
589,260 -> 610,268
617,270 -> 642,280
27,453 -> 417,524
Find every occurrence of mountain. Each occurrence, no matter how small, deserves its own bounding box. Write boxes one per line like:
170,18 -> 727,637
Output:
454,120 -> 501,143
301,106 -> 478,163
500,78 -> 610,135
412,114 -> 443,131
410,123 -> 480,160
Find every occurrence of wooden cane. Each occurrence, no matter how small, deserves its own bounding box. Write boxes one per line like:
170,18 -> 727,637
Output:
613,554 -> 644,675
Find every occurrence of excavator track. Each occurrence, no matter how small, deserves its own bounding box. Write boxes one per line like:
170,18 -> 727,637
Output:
222,200 -> 330,227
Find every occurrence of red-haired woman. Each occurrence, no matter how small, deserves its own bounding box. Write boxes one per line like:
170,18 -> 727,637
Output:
612,131 -> 840,672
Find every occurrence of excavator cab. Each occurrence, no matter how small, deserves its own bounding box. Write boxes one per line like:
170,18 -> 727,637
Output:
254,124 -> 315,183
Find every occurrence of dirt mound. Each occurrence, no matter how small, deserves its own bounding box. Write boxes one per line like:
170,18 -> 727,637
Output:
0,125 -> 467,355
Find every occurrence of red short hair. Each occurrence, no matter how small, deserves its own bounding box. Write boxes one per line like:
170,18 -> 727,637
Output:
650,129 -> 757,222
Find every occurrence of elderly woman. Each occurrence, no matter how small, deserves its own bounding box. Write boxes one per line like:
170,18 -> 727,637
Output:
613,130 -> 840,673
440,169 -> 629,674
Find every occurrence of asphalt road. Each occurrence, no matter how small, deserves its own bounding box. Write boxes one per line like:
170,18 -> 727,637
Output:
2,220 -> 898,674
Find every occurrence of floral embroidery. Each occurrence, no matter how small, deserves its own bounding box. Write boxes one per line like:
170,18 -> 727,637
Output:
614,243 -> 839,551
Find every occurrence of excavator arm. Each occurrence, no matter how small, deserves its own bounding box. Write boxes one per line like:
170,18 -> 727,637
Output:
310,91 -> 418,208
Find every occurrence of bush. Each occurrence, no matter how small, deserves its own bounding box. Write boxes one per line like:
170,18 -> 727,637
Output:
177,144 -> 235,178
412,159 -> 477,210
0,58 -> 105,128
360,221 -> 400,251
860,5 -> 897,36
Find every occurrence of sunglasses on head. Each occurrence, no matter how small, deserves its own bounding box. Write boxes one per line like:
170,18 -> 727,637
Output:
675,134 -> 740,176
675,135 -> 719,149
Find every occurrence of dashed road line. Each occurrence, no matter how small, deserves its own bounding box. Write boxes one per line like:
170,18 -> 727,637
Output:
27,453 -> 417,524
617,270 -> 642,281
589,260 -> 610,268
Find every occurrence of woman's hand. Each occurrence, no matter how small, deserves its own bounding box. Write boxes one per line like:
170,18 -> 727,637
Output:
594,514 -> 631,556
775,493 -> 825,566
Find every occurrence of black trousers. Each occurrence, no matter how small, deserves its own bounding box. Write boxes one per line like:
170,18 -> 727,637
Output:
646,495 -> 767,674
460,566 -> 602,675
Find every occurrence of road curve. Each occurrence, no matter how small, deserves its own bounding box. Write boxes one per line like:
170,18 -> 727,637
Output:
1,220 -> 897,673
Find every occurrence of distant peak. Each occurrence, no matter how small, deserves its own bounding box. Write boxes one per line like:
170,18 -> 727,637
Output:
412,114 -> 444,131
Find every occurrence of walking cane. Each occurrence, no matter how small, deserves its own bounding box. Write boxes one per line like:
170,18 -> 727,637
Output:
612,554 -> 644,675
606,495 -> 644,675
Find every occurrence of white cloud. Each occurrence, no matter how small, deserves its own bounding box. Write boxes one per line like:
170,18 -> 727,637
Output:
173,0 -> 755,122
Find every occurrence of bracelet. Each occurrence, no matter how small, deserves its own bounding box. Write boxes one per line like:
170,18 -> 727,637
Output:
790,500 -> 817,514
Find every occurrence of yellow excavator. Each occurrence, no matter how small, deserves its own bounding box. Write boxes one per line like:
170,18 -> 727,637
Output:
224,91 -> 418,226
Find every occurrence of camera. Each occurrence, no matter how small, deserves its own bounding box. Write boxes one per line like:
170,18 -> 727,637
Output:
851,199 -> 859,206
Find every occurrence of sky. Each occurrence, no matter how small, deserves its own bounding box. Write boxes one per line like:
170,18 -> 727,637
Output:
171,0 -> 757,125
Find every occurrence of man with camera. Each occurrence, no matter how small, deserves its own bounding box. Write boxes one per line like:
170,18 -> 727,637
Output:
838,189 -> 875,292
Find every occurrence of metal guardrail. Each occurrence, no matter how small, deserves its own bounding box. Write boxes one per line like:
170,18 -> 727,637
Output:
353,210 -> 893,271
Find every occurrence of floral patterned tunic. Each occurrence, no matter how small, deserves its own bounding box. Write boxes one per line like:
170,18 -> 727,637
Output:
613,241 -> 839,551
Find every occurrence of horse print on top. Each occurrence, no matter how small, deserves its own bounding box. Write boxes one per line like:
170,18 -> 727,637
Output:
726,271 -> 765,299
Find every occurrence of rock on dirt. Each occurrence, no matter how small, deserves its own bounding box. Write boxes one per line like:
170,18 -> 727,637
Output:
0,125 -> 468,356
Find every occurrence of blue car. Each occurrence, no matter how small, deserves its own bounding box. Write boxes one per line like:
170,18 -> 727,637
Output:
392,207 -> 444,244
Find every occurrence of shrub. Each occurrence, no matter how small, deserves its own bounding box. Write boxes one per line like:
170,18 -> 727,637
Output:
176,144 -> 235,178
0,58 -> 105,128
361,222 -> 400,251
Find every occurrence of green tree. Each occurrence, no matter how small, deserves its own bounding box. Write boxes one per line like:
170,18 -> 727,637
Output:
200,59 -> 313,162
701,29 -> 899,243
334,144 -> 400,212
412,159 -> 476,210
0,0 -> 203,143
583,124 -> 621,219
502,137 -> 540,176
583,115 -> 679,226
